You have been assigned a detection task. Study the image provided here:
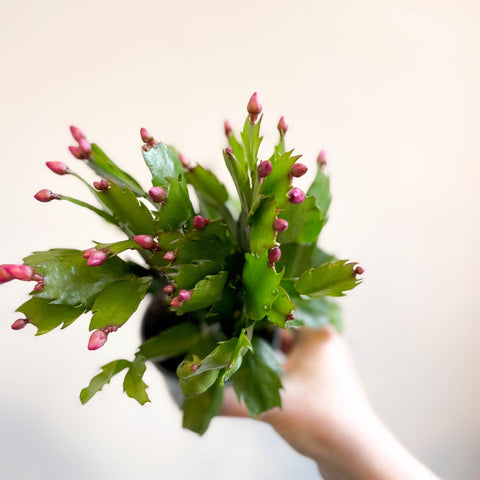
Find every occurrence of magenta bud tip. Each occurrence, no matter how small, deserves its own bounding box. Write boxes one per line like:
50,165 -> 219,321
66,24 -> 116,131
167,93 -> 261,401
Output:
140,127 -> 154,144
88,330 -> 108,350
82,248 -> 96,259
277,116 -> 288,134
149,186 -> 167,203
0,266 -> 13,284
288,187 -> 305,204
286,312 -> 295,321
178,289 -> 192,302
133,235 -> 156,250
163,285 -> 174,295
33,281 -> 44,292
179,154 -> 193,170
46,161 -> 70,175
93,178 -> 110,191
290,163 -> 308,178
258,160 -> 272,178
193,215 -> 209,230
34,189 -> 60,203
170,297 -> 182,308
163,251 -> 176,262
68,145 -> 83,159
11,318 -> 29,330
268,247 -> 282,265
78,138 -> 92,157
354,265 -> 364,275
273,218 -> 289,233
247,92 -> 262,121
317,150 -> 327,168
224,120 -> 232,137
70,126 -> 86,142
87,250 -> 108,266
4,264 -> 35,281
224,147 -> 233,157
190,364 -> 199,373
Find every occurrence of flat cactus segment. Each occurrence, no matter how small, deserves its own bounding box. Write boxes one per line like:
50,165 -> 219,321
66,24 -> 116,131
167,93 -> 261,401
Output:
142,142 -> 185,190
307,167 -> 331,218
249,197 -> 277,254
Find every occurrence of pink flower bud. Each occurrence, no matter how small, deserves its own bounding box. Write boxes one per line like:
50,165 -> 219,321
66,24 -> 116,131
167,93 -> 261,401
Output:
78,138 -> 92,158
190,364 -> 199,373
258,160 -> 272,178
163,285 -> 174,295
224,120 -> 232,137
290,163 -> 308,178
93,178 -> 110,191
179,154 -> 193,170
178,289 -> 192,302
0,265 -> 13,284
68,145 -> 84,159
34,189 -> 60,202
88,329 -> 108,350
317,150 -> 327,169
87,250 -> 108,266
102,325 -> 118,334
170,297 -> 182,308
149,186 -> 167,203
193,215 -> 209,230
268,247 -> 282,265
3,264 -> 35,281
273,218 -> 289,233
288,187 -> 305,204
286,312 -> 295,321
82,248 -> 96,259
163,251 -> 176,262
354,265 -> 364,275
247,92 -> 262,122
11,318 -> 29,330
33,281 -> 44,292
142,144 -> 151,152
224,147 -> 233,157
277,116 -> 288,135
140,127 -> 154,144
70,125 -> 86,142
134,235 -> 156,250
46,161 -> 70,175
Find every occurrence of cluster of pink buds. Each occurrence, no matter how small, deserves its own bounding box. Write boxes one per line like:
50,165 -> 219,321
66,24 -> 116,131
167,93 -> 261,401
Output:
34,189 -> 61,203
289,163 -> 308,178
140,127 -> 156,152
93,178 -> 110,191
11,318 -> 30,330
163,251 -> 176,263
46,161 -> 70,176
0,264 -> 43,291
193,215 -> 210,230
268,247 -> 282,267
277,116 -> 288,135
288,187 -> 305,205
273,218 -> 289,233
149,186 -> 167,203
88,325 -> 118,351
258,160 -> 272,179
247,92 -> 262,123
83,248 -> 108,266
68,126 -> 92,160
170,289 -> 192,309
133,235 -> 158,250
317,150 -> 327,170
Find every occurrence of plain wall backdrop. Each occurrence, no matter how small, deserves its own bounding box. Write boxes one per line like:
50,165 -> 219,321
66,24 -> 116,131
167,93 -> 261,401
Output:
0,1 -> 479,479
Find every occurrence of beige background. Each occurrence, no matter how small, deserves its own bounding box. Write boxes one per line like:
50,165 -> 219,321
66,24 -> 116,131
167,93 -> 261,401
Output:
0,1 -> 479,479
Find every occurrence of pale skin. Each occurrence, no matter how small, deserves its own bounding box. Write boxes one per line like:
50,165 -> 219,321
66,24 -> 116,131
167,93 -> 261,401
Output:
220,327 -> 441,480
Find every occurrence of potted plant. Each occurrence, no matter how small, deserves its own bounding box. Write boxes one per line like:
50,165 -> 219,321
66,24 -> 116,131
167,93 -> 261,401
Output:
1,93 -> 363,434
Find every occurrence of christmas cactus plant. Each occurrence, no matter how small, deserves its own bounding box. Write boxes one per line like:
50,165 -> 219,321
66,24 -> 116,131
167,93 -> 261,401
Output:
2,93 -> 363,434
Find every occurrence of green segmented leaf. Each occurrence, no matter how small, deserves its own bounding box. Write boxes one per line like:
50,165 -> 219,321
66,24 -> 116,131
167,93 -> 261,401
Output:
243,251 -> 283,321
249,197 -> 277,253
182,379 -> 223,435
138,323 -> 200,361
262,150 -> 300,207
26,250 -> 130,308
90,144 -> 144,197
142,142 -> 185,190
223,148 -> 249,211
220,331 -> 252,384
89,277 -> 152,330
80,359 -> 131,404
17,297 -> 83,335
232,337 -> 283,416
123,356 -> 150,405
295,260 -> 361,297
276,243 -> 336,278
240,115 -> 263,171
23,249 -> 79,265
163,260 -> 222,290
277,196 -> 324,244
291,296 -> 342,331
154,177 -> 194,229
227,132 -> 247,172
185,165 -> 228,205
267,286 -> 294,328
176,271 -> 228,314
93,239 -> 139,255
177,355 -> 220,397
95,182 -> 156,235
307,167 -> 331,218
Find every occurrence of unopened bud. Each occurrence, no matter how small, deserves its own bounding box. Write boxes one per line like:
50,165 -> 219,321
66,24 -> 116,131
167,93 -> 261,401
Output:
87,250 -> 108,266
163,284 -> 174,295
140,127 -> 154,145
170,297 -> 182,308
0,265 -> 13,284
268,247 -> 282,265
82,248 -> 96,259
68,145 -> 83,159
247,92 -> 262,122
286,312 -> 296,321
288,187 -> 305,204
163,251 -> 176,262
134,235 -> 156,250
273,218 -> 289,233
190,364 -> 199,373
224,147 -> 233,157
33,281 -> 44,292
277,116 -> 288,135
317,150 -> 327,169
290,163 -> 308,178
70,125 -> 86,142
193,215 -> 209,230
354,265 -> 364,275
3,264 -> 35,281
178,289 -> 192,302
34,189 -> 60,202
11,318 -> 29,330
179,155 -> 193,170
46,161 -> 70,175
88,329 -> 108,350
258,160 -> 272,178
93,178 -> 110,191
78,138 -> 92,158
149,186 -> 167,203
224,120 -> 232,137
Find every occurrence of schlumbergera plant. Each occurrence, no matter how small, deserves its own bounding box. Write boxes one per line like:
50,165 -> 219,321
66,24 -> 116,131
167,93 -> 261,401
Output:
2,93 -> 363,434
